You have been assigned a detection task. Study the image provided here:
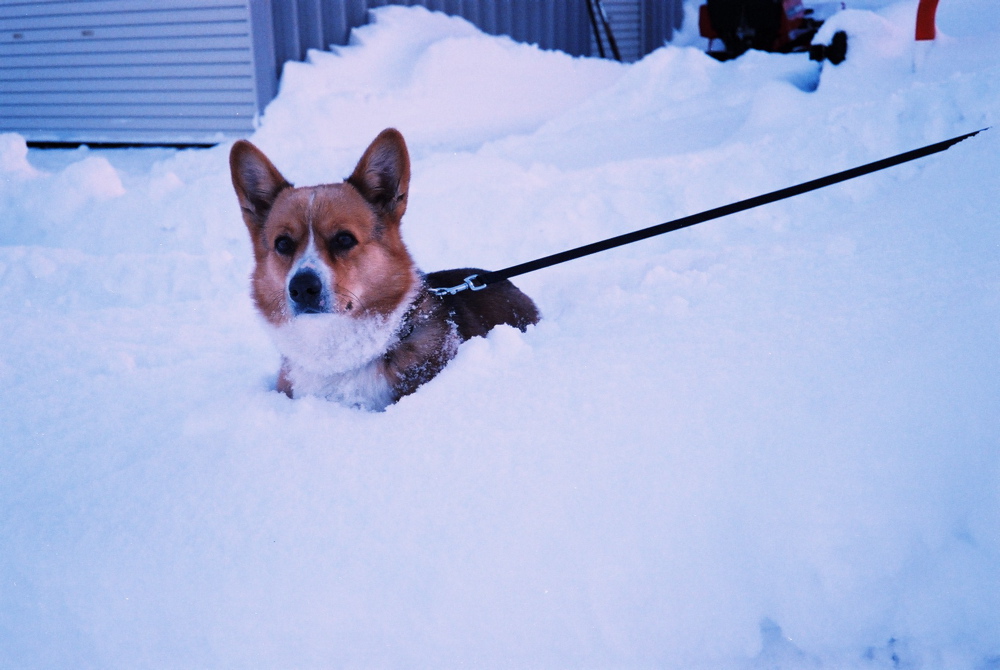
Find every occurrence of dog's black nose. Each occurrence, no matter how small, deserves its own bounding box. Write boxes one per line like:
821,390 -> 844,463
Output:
288,269 -> 324,314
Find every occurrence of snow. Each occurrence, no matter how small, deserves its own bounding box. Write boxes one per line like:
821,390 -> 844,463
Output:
2,2 -> 999,667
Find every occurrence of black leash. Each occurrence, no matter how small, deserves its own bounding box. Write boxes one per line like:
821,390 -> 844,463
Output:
429,128 -> 987,296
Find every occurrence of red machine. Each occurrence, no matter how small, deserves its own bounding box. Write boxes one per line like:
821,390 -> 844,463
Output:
699,0 -> 847,63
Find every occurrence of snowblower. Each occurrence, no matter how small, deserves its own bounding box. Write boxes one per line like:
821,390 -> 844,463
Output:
699,0 -> 848,63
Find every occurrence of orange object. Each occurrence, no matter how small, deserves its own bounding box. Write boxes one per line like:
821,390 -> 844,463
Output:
915,0 -> 940,40
699,4 -> 719,39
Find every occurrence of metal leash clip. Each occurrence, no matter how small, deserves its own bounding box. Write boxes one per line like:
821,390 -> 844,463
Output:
429,274 -> 488,297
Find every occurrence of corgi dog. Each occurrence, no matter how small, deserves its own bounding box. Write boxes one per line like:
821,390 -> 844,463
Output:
229,129 -> 539,410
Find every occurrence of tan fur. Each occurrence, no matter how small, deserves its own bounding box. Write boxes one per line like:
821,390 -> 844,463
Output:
230,129 -> 539,410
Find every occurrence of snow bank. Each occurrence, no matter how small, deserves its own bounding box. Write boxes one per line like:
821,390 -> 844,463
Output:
2,2 -> 998,668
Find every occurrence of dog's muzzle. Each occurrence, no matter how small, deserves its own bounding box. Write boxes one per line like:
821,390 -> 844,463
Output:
288,269 -> 326,315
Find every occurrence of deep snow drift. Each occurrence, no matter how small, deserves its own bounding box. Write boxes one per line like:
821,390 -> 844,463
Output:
2,2 -> 999,668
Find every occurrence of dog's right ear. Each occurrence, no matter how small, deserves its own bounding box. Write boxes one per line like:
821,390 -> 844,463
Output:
230,140 -> 292,229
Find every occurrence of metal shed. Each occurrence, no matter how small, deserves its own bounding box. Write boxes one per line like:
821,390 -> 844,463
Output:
0,0 -> 275,145
0,0 -> 682,146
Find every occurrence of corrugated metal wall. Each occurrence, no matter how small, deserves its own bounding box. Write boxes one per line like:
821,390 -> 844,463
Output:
592,0 -> 685,62
596,0 -> 641,61
642,0 -> 684,57
269,0 -> 682,73
269,0 -> 593,72
269,0 -> 367,66
370,0 -> 593,57
0,0 -> 275,144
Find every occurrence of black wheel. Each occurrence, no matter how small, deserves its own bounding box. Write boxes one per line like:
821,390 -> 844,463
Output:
827,30 -> 848,65
809,30 -> 848,65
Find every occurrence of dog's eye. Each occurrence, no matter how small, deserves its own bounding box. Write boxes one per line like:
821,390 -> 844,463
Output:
329,231 -> 358,253
274,235 -> 296,256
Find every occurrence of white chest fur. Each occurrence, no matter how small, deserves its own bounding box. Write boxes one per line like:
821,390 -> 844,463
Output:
265,296 -> 414,411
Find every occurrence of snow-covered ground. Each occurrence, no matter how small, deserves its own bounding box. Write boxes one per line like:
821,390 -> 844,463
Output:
2,1 -> 999,667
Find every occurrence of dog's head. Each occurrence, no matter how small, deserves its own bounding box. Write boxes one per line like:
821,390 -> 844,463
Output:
230,129 -> 418,328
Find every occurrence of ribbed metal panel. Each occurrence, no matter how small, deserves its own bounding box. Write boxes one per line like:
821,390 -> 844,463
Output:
271,0 -> 592,65
590,0 -> 685,62
597,0 -> 640,61
0,0 -> 268,144
270,0 -> 368,68
641,0 -> 684,56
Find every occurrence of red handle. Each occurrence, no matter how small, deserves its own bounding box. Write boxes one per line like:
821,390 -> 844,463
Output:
915,0 -> 940,40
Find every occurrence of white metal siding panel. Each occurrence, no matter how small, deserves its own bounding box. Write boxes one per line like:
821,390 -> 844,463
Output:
0,0 -> 261,144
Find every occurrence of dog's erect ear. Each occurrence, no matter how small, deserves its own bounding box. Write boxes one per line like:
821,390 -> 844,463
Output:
347,128 -> 410,224
230,140 -> 292,229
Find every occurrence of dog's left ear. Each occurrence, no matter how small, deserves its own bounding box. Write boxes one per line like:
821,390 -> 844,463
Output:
347,128 -> 410,225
